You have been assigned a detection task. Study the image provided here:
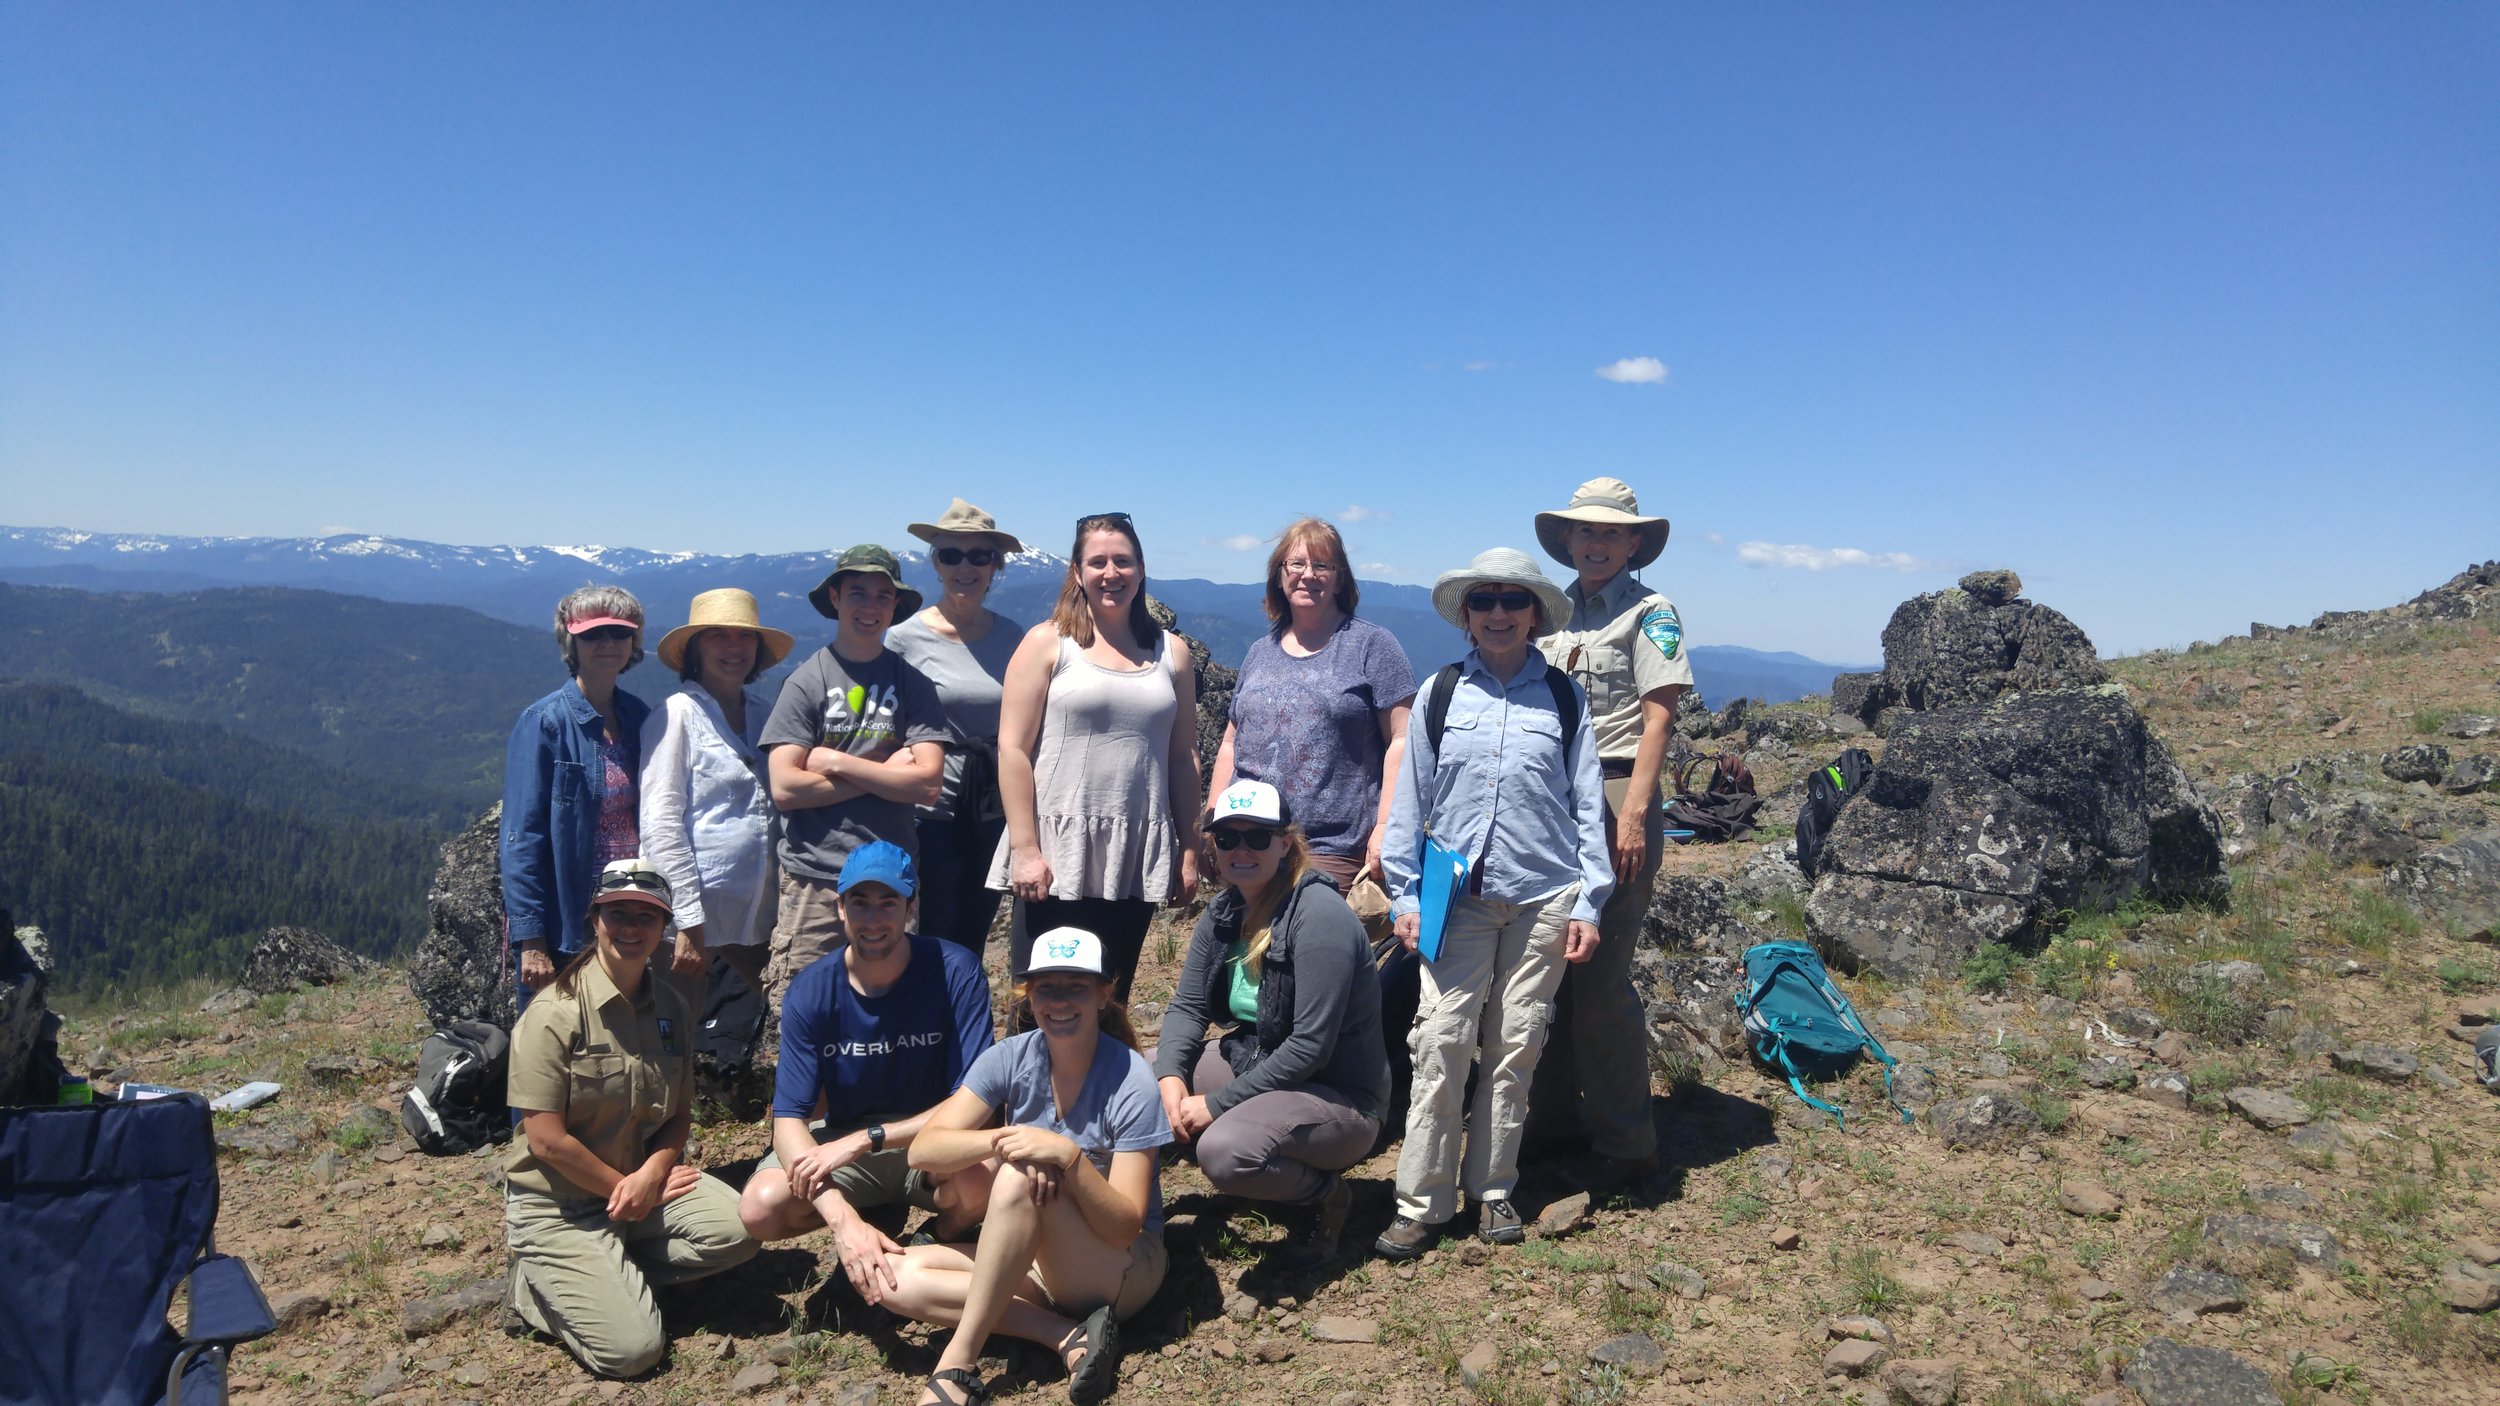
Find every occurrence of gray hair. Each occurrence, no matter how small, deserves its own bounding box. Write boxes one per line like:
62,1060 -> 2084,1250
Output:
554,584 -> 646,676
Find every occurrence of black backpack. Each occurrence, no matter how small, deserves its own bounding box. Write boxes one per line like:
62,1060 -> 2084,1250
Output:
400,1019 -> 511,1155
1794,747 -> 1875,880
1421,660 -> 1581,754
698,952 -> 766,1074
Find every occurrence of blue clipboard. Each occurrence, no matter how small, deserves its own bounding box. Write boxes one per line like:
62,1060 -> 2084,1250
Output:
1416,834 -> 1470,963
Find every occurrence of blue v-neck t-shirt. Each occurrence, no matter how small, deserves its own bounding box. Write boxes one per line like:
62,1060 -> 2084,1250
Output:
959,1029 -> 1173,1233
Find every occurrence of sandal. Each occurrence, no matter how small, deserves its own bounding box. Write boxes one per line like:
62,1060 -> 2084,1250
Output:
917,1366 -> 989,1406
1061,1303 -> 1121,1406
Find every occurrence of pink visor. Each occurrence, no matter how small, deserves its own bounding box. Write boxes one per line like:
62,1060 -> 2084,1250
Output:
565,615 -> 641,635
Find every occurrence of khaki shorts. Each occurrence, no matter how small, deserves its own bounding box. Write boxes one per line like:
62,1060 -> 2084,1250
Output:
1029,1233 -> 1168,1322
755,1123 -> 940,1214
765,873 -> 849,1006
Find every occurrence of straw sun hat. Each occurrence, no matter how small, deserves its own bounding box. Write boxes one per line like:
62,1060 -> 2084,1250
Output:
907,497 -> 1024,555
655,588 -> 796,673
1430,548 -> 1574,639
1533,476 -> 1670,571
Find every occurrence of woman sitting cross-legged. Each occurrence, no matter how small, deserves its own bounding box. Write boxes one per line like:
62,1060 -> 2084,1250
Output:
881,929 -> 1172,1406
1154,779 -> 1387,1268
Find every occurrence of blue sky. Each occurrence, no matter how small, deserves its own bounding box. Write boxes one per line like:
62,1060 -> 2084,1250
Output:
3,5 -> 2494,661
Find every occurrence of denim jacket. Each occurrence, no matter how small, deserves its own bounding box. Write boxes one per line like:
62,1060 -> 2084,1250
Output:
500,681 -> 652,956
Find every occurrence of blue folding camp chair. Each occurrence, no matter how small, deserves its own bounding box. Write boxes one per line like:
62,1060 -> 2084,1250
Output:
0,1093 -> 277,1405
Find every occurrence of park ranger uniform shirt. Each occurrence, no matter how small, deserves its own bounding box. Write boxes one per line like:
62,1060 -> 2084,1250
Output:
1540,573 -> 1694,763
504,959 -> 695,1202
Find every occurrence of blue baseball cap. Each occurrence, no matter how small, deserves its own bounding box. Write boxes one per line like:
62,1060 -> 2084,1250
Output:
836,840 -> 918,899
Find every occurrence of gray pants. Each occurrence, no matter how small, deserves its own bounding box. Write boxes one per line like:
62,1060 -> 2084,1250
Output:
1529,785 -> 1660,1162
1191,1047 -> 1378,1205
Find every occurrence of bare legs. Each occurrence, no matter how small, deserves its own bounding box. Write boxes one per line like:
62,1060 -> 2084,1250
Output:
883,1160 -> 1134,1377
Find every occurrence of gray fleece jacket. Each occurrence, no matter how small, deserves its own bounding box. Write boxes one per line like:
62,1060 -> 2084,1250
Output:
1153,868 -> 1389,1121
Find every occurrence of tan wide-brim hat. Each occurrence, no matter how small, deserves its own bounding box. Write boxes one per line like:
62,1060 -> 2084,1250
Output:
1431,547 -> 1575,639
655,588 -> 796,673
907,497 -> 1024,555
1534,475 -> 1670,571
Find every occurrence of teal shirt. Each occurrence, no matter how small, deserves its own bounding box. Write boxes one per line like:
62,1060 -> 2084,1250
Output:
1225,937 -> 1261,1023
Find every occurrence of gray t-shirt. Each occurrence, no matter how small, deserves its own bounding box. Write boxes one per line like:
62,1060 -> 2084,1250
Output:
759,646 -> 950,882
960,1029 -> 1171,1234
887,610 -> 1025,822
1228,616 -> 1418,858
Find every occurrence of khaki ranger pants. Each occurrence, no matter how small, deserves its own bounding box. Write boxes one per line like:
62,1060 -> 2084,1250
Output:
1394,885 -> 1576,1223
507,1178 -> 756,1378
1527,777 -> 1661,1162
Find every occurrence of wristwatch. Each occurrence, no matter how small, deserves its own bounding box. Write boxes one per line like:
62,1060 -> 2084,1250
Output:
865,1124 -> 887,1153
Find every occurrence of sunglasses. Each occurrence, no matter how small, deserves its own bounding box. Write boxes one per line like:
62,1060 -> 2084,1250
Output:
1079,511 -> 1134,530
1464,591 -> 1537,615
934,546 -> 999,567
1209,828 -> 1276,852
576,624 -> 638,643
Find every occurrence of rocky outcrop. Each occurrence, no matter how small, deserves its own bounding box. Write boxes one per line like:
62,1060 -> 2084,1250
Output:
2385,835 -> 2500,942
2,916 -> 60,1106
238,926 -> 376,995
2251,560 -> 2496,650
1843,571 -> 2106,723
1143,594 -> 1236,783
1805,687 -> 2227,978
410,806 -> 515,1031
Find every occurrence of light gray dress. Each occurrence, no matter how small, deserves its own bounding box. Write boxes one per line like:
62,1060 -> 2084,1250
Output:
987,632 -> 1181,902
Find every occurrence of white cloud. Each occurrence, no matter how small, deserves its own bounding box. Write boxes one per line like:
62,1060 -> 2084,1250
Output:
1341,505 -> 1388,523
1703,531 -> 1726,545
1461,360 -> 1504,373
1594,356 -> 1669,385
1737,541 -> 1935,573
1206,534 -> 1266,552
1358,561 -> 1407,579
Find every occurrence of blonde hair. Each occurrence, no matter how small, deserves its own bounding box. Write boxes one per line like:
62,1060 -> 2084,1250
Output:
1205,822 -> 1312,980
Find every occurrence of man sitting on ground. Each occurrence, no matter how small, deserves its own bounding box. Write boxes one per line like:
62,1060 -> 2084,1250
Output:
737,841 -> 997,1304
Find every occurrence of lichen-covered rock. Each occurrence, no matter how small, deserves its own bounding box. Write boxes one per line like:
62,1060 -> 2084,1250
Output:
1804,687 -> 2227,978
2385,834 -> 2500,941
238,926 -> 375,995
0,922 -> 56,1107
1830,671 -> 1881,723
2121,1338 -> 2282,1406
2381,743 -> 2451,784
1642,875 -> 1762,953
1862,572 -> 2105,715
409,806 -> 514,1031
1931,1091 -> 2040,1150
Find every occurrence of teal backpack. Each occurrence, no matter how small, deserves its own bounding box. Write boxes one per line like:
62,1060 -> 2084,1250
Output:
1735,940 -> 1909,1129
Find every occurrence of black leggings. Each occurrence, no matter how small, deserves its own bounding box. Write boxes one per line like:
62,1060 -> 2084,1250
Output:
1007,896 -> 1155,1019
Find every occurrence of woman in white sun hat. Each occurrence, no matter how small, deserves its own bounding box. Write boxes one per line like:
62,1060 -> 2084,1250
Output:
889,498 -> 1029,955
1526,476 -> 1692,1194
882,926 -> 1171,1406
639,587 -> 795,1003
1373,547 -> 1610,1261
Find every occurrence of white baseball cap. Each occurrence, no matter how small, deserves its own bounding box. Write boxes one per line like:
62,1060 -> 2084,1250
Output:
1024,927 -> 1107,978
1209,778 -> 1289,828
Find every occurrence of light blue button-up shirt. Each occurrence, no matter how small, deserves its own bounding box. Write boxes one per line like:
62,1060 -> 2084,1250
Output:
1381,649 -> 1614,926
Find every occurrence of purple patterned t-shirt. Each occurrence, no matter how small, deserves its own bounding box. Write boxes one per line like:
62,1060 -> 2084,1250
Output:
593,732 -> 638,866
1226,615 -> 1417,859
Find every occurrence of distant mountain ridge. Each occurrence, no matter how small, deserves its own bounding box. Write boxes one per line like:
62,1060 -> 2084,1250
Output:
0,525 -> 1872,702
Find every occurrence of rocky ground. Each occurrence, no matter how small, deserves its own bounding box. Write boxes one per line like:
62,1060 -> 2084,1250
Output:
49,565 -> 2500,1406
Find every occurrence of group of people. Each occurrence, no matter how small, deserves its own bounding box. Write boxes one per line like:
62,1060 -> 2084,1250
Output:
493,479 -> 1694,1403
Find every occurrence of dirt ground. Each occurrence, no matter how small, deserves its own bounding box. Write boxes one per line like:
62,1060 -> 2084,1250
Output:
65,596 -> 2500,1406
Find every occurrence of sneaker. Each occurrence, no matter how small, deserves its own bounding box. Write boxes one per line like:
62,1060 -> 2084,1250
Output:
1373,1214 -> 1442,1261
1477,1198 -> 1524,1245
1280,1177 -> 1351,1269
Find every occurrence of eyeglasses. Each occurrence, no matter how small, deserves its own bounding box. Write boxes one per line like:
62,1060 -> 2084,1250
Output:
1464,591 -> 1537,615
1281,559 -> 1339,578
577,624 -> 638,643
1209,828 -> 1276,852
934,546 -> 999,567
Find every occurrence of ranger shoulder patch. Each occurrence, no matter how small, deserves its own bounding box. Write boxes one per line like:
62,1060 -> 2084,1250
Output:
1640,605 -> 1682,661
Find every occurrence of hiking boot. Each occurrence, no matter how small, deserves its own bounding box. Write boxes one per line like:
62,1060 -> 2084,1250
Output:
1373,1215 -> 1443,1261
1280,1177 -> 1351,1269
1477,1199 -> 1525,1245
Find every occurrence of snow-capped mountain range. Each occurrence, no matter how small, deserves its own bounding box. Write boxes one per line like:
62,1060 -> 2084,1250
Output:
0,525 -> 1868,701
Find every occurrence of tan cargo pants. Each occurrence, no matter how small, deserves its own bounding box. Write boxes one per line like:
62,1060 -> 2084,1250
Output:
506,1176 -> 756,1378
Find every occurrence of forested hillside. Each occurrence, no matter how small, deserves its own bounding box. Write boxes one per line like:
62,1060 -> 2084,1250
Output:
0,680 -> 454,992
0,582 -> 599,806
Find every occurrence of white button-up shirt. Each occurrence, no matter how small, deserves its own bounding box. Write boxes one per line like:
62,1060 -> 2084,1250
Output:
638,682 -> 777,945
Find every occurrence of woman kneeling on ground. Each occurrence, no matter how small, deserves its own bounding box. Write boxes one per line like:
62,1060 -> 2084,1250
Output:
882,929 -> 1172,1406
1154,779 -> 1387,1267
504,858 -> 758,1378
